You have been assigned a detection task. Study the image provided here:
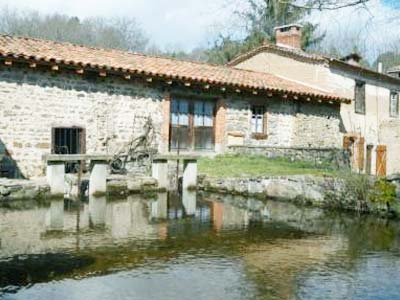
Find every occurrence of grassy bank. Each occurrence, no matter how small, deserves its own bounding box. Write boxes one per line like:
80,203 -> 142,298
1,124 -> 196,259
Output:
198,154 -> 336,178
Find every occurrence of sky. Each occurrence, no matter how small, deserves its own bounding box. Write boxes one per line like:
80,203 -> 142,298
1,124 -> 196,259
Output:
0,0 -> 237,52
0,0 -> 399,60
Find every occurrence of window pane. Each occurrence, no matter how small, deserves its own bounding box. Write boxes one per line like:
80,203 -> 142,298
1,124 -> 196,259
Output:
251,117 -> 257,133
194,101 -> 204,126
251,105 -> 264,133
179,100 -> 189,125
171,112 -> 179,125
204,103 -> 213,127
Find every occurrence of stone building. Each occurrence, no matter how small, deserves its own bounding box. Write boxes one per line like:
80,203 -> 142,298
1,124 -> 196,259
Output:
229,24 -> 400,176
0,35 -> 347,179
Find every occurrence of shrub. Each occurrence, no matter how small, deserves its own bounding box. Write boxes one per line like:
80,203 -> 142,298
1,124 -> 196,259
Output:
369,178 -> 397,208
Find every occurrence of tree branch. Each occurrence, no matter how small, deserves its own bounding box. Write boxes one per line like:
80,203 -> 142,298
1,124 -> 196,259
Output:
280,0 -> 370,11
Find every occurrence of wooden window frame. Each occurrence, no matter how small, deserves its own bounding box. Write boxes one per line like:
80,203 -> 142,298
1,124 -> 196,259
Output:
390,91 -> 399,118
354,80 -> 366,115
251,105 -> 268,140
169,97 -> 216,151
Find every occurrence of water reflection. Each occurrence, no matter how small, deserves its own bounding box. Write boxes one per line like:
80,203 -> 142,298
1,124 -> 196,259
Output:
45,198 -> 64,231
150,193 -> 168,220
88,195 -> 106,228
0,192 -> 399,300
182,189 -> 196,216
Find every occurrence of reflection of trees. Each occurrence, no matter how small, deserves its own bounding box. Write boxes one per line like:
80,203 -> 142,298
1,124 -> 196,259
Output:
242,237 -> 343,300
343,217 -> 398,257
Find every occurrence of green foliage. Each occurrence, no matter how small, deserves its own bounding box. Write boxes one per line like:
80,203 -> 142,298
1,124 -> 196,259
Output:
341,171 -> 371,202
327,171 -> 397,214
206,0 -> 325,64
198,154 -> 335,178
369,178 -> 397,206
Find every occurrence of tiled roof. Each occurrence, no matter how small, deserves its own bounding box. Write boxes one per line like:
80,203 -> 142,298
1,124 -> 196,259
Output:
0,35 -> 348,103
227,43 -> 326,66
388,65 -> 400,73
227,42 -> 400,85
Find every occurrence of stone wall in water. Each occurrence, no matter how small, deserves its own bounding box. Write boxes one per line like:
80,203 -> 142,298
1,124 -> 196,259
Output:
199,175 -> 400,216
199,175 -> 337,205
228,146 -> 351,169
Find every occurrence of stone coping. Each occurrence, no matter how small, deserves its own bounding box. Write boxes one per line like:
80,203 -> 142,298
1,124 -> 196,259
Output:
43,154 -> 113,162
228,145 -> 344,151
154,154 -> 200,161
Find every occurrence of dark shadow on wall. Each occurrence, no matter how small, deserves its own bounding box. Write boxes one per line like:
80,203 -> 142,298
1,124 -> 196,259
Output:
0,139 -> 24,179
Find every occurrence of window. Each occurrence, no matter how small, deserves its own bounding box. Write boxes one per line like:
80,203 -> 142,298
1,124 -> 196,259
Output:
390,91 -> 399,117
170,99 -> 215,151
354,81 -> 366,114
52,127 -> 85,173
251,105 -> 267,138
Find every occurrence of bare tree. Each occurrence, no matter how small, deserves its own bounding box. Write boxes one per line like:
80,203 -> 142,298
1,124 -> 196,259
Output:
0,6 -> 149,52
286,0 -> 370,10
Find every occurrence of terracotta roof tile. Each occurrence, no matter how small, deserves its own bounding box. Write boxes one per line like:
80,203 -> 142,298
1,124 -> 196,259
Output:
228,42 -> 400,85
0,35 -> 348,102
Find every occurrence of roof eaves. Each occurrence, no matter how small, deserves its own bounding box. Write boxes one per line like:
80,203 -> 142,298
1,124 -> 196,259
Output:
328,58 -> 400,85
0,35 -> 350,104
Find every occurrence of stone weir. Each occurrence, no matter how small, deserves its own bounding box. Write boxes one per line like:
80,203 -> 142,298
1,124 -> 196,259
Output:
198,175 -> 400,217
0,178 -> 50,201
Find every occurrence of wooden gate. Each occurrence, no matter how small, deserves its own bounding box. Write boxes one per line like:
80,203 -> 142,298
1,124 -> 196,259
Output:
376,145 -> 387,177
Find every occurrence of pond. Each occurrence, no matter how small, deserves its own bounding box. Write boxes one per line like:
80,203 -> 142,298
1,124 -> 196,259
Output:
0,191 -> 400,300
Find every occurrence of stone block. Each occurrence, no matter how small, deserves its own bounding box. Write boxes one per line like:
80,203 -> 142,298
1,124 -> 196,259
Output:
89,161 -> 108,196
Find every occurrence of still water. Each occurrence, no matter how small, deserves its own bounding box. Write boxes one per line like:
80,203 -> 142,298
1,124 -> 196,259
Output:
0,191 -> 400,300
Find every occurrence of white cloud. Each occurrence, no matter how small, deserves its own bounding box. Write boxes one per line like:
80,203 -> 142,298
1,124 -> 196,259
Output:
0,0 -> 233,51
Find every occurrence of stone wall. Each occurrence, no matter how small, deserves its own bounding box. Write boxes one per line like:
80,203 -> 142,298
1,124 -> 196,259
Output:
199,175 -> 400,216
0,66 -> 166,178
224,96 -> 342,149
228,145 -> 350,168
0,65 -> 344,179
232,50 -> 400,175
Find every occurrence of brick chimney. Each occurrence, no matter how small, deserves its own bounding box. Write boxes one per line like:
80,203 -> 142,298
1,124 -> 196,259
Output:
274,24 -> 303,49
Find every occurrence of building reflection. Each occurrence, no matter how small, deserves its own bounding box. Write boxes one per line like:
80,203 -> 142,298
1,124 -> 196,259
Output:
88,195 -> 106,228
150,193 -> 168,220
182,189 -> 196,216
45,198 -> 64,231
210,197 -> 269,231
0,191 -> 270,257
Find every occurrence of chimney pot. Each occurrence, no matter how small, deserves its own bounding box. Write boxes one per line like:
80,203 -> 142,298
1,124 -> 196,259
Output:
340,53 -> 362,66
378,62 -> 383,73
274,24 -> 303,50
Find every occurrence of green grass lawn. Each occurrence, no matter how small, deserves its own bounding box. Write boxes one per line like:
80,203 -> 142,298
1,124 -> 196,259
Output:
198,154 -> 336,178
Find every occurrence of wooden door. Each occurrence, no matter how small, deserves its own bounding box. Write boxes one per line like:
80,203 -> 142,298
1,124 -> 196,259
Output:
376,145 -> 387,177
170,98 -> 215,151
